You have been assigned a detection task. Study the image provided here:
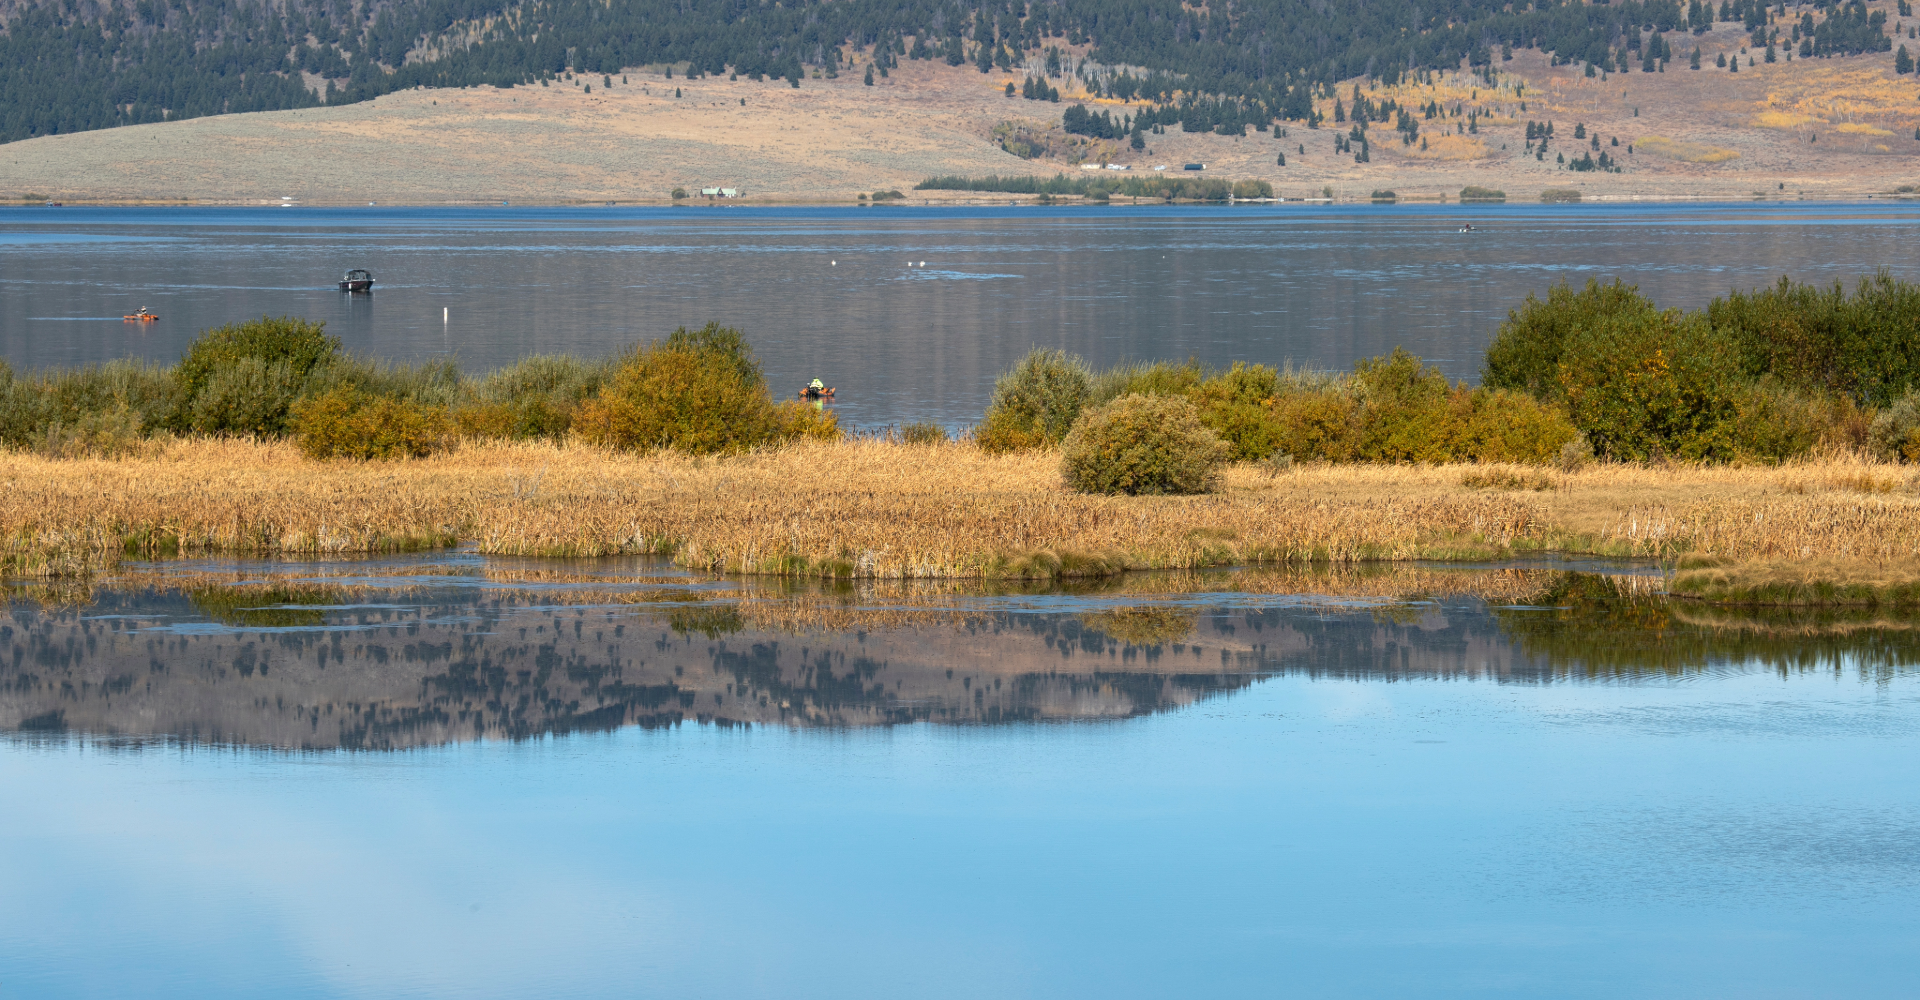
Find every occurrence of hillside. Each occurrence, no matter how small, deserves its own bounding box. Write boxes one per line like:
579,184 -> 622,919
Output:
5,13 -> 1920,203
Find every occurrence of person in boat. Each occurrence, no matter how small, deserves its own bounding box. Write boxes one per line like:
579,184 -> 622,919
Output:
802,378 -> 835,399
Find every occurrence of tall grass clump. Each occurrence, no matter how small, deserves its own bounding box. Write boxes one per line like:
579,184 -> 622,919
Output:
1061,394 -> 1228,495
977,348 -> 1092,453
457,355 -> 614,439
994,349 -> 1576,465
574,324 -> 837,454
0,358 -> 174,454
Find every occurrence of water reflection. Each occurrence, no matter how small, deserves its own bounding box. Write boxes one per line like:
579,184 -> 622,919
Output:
4,562 -> 1917,749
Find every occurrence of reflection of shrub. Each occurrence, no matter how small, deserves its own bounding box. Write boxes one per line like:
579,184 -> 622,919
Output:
1061,394 -> 1228,495
292,387 -> 453,460
190,585 -> 335,627
1079,606 -> 1196,645
1869,391 -> 1920,462
977,348 -> 1091,453
668,604 -> 744,638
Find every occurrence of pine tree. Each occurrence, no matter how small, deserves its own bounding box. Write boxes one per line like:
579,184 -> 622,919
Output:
868,64 -> 877,85
1899,44 -> 1915,73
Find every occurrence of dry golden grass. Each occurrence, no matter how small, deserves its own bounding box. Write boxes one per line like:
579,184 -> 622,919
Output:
5,438 -> 1920,592
1402,134 -> 1492,160
1633,135 -> 1742,163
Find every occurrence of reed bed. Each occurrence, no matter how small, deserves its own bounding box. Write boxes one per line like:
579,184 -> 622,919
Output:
5,438 -> 1920,594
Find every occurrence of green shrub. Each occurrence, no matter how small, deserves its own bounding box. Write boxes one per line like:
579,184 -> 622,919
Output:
187,357 -> 307,436
1460,186 -> 1506,201
1484,279 -> 1662,402
1191,362 -> 1285,459
41,400 -> 149,458
772,400 -> 843,443
1707,270 -> 1920,406
899,421 -> 949,445
1268,388 -> 1360,461
977,348 -> 1091,453
1726,380 -> 1866,462
1556,310 -> 1744,461
291,386 -> 453,460
458,355 -> 611,439
1089,359 -> 1207,407
663,322 -> 762,386
171,316 -> 339,432
0,360 -> 175,449
1540,188 -> 1582,203
1060,394 -> 1229,495
573,333 -> 815,454
1868,390 -> 1920,462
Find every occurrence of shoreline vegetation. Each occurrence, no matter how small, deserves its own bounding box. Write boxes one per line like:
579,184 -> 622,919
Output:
5,273 -> 1920,605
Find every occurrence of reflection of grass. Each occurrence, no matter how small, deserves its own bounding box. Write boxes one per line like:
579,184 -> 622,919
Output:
189,585 -> 338,627
1078,607 -> 1196,646
667,604 -> 744,638
1671,557 -> 1920,607
1495,572 -> 1920,676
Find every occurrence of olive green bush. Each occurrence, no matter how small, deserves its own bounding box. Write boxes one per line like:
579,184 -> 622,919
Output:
574,328 -> 837,454
976,348 -> 1092,453
171,316 -> 341,434
457,354 -> 614,440
1483,279 -> 1662,402
1868,390 -> 1920,462
291,386 -> 453,460
1707,270 -> 1920,406
1060,394 -> 1228,495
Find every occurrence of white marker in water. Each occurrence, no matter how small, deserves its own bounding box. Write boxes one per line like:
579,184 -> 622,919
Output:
443,307 -> 449,322
831,260 -> 836,266
919,261 -> 926,267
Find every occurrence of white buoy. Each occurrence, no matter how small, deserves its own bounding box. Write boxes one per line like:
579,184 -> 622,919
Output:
831,260 -> 836,266
443,307 -> 449,322
919,261 -> 926,267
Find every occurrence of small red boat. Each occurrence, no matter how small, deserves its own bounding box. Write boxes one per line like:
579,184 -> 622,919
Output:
799,386 -> 836,400
123,307 -> 159,322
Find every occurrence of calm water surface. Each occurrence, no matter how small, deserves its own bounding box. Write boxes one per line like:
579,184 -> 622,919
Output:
2,556 -> 1918,997
5,202 -> 1920,427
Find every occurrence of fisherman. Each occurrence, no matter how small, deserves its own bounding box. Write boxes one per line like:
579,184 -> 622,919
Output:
809,378 -> 825,393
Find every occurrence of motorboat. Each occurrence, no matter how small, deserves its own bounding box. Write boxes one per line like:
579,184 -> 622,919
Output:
123,307 -> 158,322
338,269 -> 375,292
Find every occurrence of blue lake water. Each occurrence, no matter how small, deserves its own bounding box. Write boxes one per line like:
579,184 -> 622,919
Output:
7,202 -> 1920,995
5,202 -> 1920,428
2,558 -> 1919,997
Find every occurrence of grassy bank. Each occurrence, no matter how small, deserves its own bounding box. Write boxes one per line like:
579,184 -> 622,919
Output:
7,437 -> 1920,593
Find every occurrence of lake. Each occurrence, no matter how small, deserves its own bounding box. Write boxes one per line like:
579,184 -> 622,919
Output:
6,203 -> 1920,997
3,555 -> 1920,998
6,201 -> 1920,428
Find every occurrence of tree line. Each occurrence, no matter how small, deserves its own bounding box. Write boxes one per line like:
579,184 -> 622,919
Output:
0,0 -> 1902,145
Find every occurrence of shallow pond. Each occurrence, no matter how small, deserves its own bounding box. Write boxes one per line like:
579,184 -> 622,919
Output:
3,555 -> 1918,997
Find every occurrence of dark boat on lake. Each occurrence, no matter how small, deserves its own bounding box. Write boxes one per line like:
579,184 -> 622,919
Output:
338,269 -> 375,292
